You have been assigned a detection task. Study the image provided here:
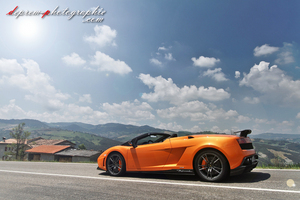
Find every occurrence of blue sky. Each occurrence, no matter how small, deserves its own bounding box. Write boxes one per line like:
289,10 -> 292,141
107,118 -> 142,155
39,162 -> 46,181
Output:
0,0 -> 300,135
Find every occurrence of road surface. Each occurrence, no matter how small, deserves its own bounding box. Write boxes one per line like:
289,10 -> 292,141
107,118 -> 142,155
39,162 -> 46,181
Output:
0,161 -> 299,199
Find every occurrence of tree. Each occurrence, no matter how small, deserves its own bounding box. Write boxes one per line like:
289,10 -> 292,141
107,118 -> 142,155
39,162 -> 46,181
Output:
78,144 -> 87,150
9,123 -> 31,160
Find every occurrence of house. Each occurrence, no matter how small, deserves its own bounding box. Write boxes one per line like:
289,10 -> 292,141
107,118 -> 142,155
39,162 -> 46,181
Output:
26,145 -> 73,161
0,137 -> 30,160
2,136 -> 101,162
55,149 -> 102,162
1,136 -> 75,161
27,137 -> 76,148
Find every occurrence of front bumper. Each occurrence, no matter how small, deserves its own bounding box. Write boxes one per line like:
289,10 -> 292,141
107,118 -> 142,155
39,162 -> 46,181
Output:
230,154 -> 258,176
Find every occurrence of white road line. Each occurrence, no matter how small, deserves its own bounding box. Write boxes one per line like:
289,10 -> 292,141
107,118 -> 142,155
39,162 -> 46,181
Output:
0,169 -> 299,194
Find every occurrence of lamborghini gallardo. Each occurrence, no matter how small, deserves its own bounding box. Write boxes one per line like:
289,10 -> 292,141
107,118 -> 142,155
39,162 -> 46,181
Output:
97,130 -> 258,182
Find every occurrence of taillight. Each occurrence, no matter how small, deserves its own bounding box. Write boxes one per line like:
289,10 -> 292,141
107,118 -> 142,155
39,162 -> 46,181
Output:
237,137 -> 254,150
237,137 -> 251,144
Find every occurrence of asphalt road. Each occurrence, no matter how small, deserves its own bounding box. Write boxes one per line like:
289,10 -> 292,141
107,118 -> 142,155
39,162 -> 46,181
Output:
0,161 -> 299,200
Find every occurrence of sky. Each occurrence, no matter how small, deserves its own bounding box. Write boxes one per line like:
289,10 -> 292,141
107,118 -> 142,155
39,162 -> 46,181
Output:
0,0 -> 300,135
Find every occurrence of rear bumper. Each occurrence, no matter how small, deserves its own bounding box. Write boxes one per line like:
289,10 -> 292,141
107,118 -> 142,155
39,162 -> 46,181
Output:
230,154 -> 258,176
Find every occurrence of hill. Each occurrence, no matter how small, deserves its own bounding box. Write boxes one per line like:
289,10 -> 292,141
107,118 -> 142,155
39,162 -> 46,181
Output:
30,128 -> 121,151
89,123 -> 170,141
46,122 -> 170,142
251,133 -> 300,143
1,119 -> 300,166
0,119 -> 48,129
252,138 -> 300,166
0,119 -> 122,151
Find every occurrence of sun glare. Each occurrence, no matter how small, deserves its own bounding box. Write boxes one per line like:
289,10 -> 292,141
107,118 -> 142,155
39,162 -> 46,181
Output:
17,18 -> 39,39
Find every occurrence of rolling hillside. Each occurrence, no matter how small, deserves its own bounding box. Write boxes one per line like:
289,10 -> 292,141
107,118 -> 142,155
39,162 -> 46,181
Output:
47,122 -> 171,142
251,133 -> 300,143
252,138 -> 300,166
1,119 -> 300,166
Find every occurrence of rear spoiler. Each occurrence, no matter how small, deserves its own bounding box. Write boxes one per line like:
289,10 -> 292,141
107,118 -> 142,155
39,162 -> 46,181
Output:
234,129 -> 252,137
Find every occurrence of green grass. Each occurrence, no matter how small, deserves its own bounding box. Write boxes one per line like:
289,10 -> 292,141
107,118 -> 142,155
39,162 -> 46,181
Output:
257,163 -> 300,169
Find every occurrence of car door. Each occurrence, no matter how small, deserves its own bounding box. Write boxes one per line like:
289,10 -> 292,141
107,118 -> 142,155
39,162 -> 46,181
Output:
127,134 -> 171,171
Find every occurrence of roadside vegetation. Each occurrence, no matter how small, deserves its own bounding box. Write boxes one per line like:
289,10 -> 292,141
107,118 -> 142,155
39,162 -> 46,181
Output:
257,163 -> 300,169
4,123 -> 31,160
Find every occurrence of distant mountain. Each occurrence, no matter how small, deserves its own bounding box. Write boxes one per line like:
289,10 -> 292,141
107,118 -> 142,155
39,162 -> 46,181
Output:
46,122 -> 95,130
251,133 -> 300,143
0,119 -> 48,129
89,123 -> 170,141
252,138 -> 300,166
31,128 -> 121,151
62,124 -> 89,133
44,121 -> 171,142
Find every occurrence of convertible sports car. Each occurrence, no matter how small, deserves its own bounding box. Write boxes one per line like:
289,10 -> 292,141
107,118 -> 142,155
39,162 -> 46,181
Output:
97,130 -> 258,182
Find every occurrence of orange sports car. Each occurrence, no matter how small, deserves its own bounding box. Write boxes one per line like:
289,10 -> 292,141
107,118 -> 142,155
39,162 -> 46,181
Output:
97,130 -> 258,182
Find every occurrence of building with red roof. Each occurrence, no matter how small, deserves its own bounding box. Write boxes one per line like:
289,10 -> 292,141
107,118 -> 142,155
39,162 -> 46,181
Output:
26,145 -> 72,161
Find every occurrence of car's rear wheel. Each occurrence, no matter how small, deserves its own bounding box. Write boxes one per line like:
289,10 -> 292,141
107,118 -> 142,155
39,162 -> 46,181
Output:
194,149 -> 229,182
106,152 -> 126,176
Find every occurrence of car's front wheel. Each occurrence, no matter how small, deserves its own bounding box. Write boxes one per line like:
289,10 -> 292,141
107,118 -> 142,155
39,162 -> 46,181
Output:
106,152 -> 126,176
194,149 -> 229,182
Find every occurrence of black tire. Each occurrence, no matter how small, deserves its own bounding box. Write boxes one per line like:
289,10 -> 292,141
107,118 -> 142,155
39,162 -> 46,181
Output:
194,149 -> 229,182
106,152 -> 126,176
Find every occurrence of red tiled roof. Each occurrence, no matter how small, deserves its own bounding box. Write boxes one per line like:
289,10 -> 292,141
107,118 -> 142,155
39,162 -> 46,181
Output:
27,138 -> 75,148
25,145 -> 71,154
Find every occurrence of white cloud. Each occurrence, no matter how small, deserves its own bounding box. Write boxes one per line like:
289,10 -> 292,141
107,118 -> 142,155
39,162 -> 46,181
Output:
0,59 -> 70,111
84,25 -> 117,47
253,44 -> 279,57
149,58 -> 163,66
191,56 -> 220,68
0,99 -> 26,119
158,46 -> 167,51
0,99 -> 109,125
157,122 -> 183,132
273,120 -> 294,133
279,120 -> 294,127
62,53 -> 86,66
275,51 -> 294,65
240,61 -> 300,106
254,118 -> 276,125
275,43 -> 295,65
90,51 -> 132,75
138,74 -> 230,104
185,125 -> 203,133
243,97 -> 260,104
0,58 -> 24,74
79,94 -> 92,103
210,126 -> 231,134
102,99 -> 155,122
165,53 -> 175,61
211,126 -> 222,133
203,68 -> 228,82
235,71 -> 240,79
157,100 -> 238,122
296,113 -> 300,119
236,115 -> 251,123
